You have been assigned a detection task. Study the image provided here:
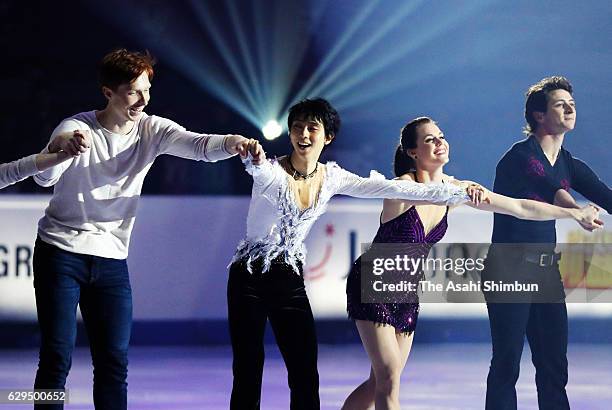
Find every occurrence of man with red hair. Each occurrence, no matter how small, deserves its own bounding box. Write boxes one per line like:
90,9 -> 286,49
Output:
31,49 -> 262,409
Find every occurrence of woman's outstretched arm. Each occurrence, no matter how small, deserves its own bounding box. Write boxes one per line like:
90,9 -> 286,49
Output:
469,188 -> 603,231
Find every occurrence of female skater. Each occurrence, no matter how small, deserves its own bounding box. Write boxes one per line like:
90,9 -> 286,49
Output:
228,99 -> 483,410
0,131 -> 89,190
343,117 -> 600,410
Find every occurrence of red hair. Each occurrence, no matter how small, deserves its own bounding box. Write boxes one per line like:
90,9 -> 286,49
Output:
98,49 -> 155,90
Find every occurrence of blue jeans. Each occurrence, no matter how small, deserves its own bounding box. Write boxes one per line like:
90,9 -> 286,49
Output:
33,237 -> 132,410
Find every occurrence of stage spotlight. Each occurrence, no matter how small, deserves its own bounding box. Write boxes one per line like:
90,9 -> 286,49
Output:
262,120 -> 283,140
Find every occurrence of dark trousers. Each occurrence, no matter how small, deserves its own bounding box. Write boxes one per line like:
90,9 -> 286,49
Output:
486,303 -> 569,410
227,259 -> 319,410
483,247 -> 569,410
33,237 -> 132,410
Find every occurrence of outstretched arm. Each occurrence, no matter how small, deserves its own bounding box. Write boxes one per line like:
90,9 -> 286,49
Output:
3,131 -> 88,189
155,117 -> 264,164
331,165 -> 473,206
0,155 -> 39,190
1,152 -> 73,190
34,151 -> 73,172
469,189 -> 602,230
571,157 -> 612,214
554,188 -> 580,209
35,128 -> 90,187
553,188 -> 604,232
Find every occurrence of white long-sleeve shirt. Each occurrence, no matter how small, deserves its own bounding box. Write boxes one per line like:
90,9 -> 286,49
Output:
232,156 -> 469,273
0,154 -> 39,190
35,110 -> 235,259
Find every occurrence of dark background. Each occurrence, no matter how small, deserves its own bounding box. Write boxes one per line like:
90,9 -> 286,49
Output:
1,0 -> 610,195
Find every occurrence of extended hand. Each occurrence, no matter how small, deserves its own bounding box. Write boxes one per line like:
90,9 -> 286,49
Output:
49,130 -> 91,157
454,180 -> 490,206
226,136 -> 266,165
576,204 -> 604,232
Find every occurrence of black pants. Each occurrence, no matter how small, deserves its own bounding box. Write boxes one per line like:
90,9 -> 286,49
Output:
227,259 -> 319,410
483,247 -> 569,410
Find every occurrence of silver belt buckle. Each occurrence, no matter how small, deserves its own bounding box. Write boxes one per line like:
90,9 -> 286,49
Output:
539,253 -> 549,267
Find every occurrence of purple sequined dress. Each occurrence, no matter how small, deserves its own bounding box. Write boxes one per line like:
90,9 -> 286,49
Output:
346,205 -> 448,334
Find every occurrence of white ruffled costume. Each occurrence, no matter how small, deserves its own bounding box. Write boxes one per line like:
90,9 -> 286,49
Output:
231,156 -> 469,274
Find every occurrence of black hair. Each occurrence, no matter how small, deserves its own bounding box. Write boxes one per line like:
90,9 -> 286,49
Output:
393,117 -> 434,177
287,98 -> 341,141
524,76 -> 573,135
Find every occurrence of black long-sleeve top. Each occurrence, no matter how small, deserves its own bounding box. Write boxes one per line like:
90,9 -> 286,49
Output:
492,136 -> 612,244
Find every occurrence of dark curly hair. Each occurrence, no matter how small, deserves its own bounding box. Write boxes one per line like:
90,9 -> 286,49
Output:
524,76 -> 573,135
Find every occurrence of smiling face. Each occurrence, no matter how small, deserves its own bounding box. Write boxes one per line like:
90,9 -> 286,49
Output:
289,116 -> 334,162
102,71 -> 151,123
535,89 -> 576,134
408,122 -> 450,171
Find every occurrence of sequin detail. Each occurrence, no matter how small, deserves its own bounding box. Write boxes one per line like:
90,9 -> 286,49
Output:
346,206 -> 449,334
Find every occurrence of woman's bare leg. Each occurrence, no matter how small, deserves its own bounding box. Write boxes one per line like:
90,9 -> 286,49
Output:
342,366 -> 376,410
350,321 -> 407,410
395,330 -> 415,374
